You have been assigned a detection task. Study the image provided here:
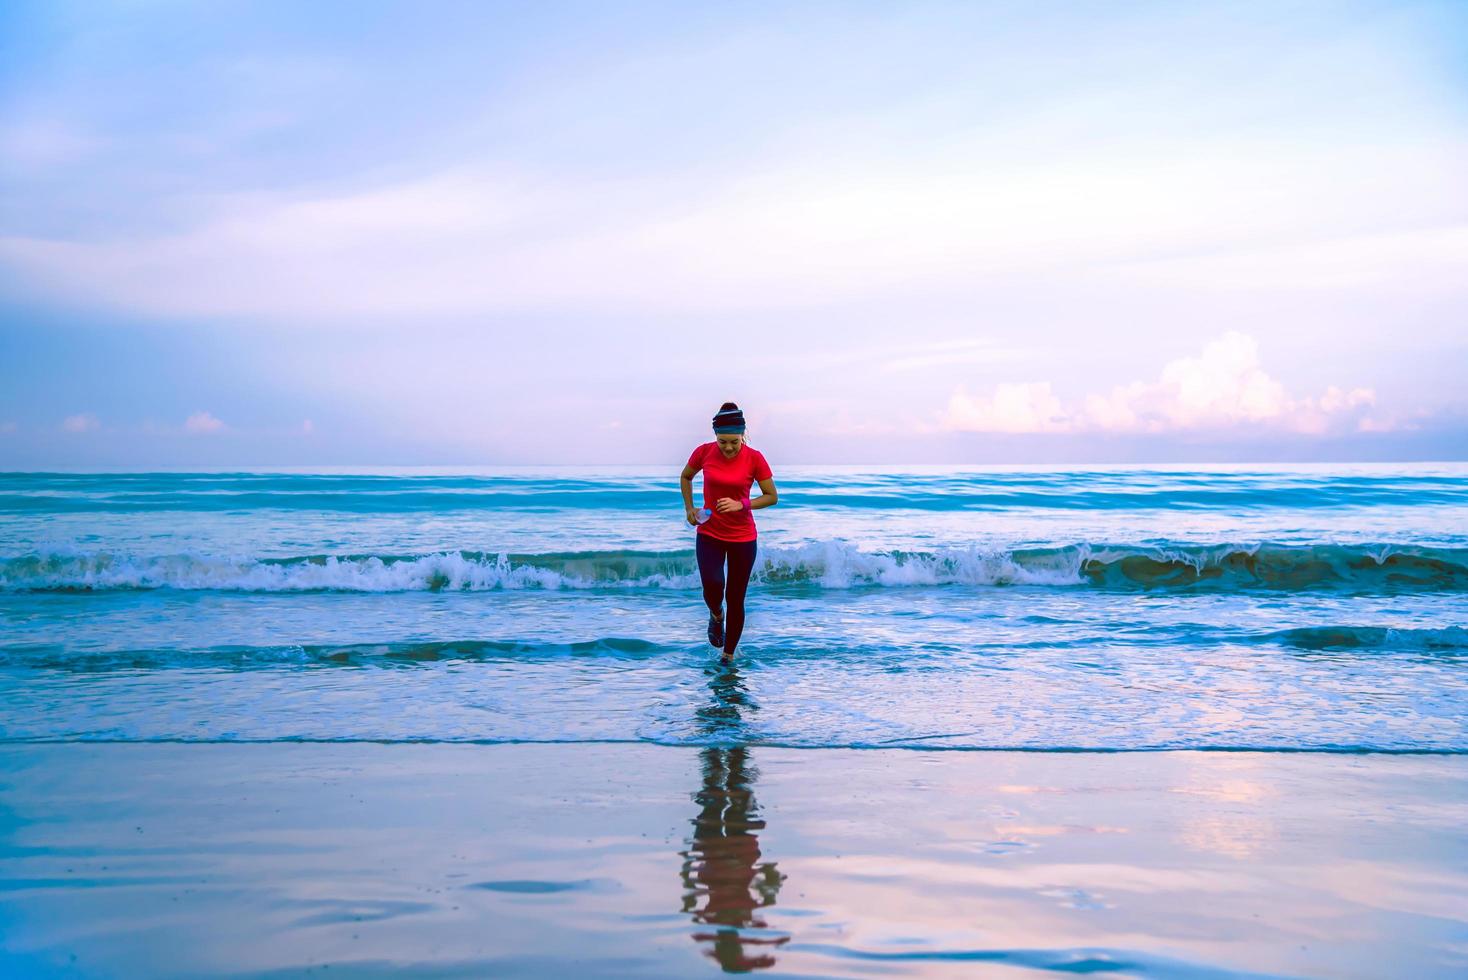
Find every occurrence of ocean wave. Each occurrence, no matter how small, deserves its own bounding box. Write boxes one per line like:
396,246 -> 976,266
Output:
3,470 -> 1466,513
0,637 -> 672,670
7,626 -> 1463,672
2,542 -> 1465,593
1263,625 -> 1468,650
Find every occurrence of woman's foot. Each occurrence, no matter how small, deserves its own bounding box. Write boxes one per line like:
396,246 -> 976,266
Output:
707,612 -> 725,648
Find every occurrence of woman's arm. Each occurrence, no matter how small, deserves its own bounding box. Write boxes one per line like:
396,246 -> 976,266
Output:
680,463 -> 700,524
748,477 -> 778,511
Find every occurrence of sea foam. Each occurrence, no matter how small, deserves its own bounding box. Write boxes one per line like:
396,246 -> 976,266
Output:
3,541 -> 1464,593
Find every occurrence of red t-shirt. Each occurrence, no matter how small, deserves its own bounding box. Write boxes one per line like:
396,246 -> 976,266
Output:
686,442 -> 773,542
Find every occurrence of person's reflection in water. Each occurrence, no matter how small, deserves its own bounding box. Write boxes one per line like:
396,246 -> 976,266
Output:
680,664 -> 788,972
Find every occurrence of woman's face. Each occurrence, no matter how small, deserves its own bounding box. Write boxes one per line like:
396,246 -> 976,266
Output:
716,433 -> 744,457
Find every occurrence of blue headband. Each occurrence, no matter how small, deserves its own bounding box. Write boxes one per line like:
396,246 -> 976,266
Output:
712,408 -> 745,434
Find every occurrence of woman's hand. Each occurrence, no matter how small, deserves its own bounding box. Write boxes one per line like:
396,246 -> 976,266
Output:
714,497 -> 744,514
685,507 -> 699,526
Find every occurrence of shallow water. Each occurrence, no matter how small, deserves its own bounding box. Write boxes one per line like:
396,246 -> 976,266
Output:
2,464 -> 1465,751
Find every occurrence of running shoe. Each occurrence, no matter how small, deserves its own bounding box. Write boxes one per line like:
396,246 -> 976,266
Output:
707,613 -> 724,648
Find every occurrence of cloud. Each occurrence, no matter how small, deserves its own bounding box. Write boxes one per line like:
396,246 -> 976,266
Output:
0,421 -> 17,434
301,419 -> 315,435
0,135 -> 1463,321
1083,332 -> 1293,432
0,0 -> 1464,331
944,382 -> 1070,435
943,332 -> 1383,436
62,413 -> 100,433
184,411 -> 226,434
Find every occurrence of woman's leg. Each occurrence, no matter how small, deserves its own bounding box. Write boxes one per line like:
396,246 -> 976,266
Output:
722,539 -> 758,656
695,533 -> 727,620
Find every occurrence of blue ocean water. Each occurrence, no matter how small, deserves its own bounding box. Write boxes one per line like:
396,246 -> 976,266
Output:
1,464 -> 1465,751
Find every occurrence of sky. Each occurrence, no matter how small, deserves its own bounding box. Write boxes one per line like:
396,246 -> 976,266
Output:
1,0 -> 1465,467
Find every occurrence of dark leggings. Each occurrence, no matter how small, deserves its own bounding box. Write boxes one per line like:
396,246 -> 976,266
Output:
695,533 -> 758,656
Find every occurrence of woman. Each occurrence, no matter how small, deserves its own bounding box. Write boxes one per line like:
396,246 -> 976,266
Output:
681,402 -> 778,661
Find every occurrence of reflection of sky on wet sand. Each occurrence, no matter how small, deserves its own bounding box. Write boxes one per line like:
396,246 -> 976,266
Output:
0,745 -> 1463,976
1172,754 -> 1278,860
752,751 -> 1468,977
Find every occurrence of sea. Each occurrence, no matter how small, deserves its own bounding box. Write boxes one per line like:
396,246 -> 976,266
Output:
1,464 -> 1465,752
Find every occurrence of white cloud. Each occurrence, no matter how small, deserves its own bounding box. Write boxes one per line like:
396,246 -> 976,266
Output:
944,382 -> 1070,435
301,419 -> 315,435
0,421 -> 17,434
943,332 -> 1383,436
62,413 -> 100,433
184,411 -> 226,434
1083,332 -> 1295,432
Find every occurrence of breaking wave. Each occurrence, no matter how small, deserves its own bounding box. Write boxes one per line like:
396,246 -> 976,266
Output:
2,541 -> 1465,593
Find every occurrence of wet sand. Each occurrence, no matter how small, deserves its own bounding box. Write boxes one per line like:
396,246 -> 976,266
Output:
1,744 -> 1465,978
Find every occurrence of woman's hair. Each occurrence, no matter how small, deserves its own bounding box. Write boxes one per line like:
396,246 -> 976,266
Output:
715,401 -> 750,446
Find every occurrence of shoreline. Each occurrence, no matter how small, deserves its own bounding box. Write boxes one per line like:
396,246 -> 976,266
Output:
3,744 -> 1465,977
6,738 -> 1468,754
